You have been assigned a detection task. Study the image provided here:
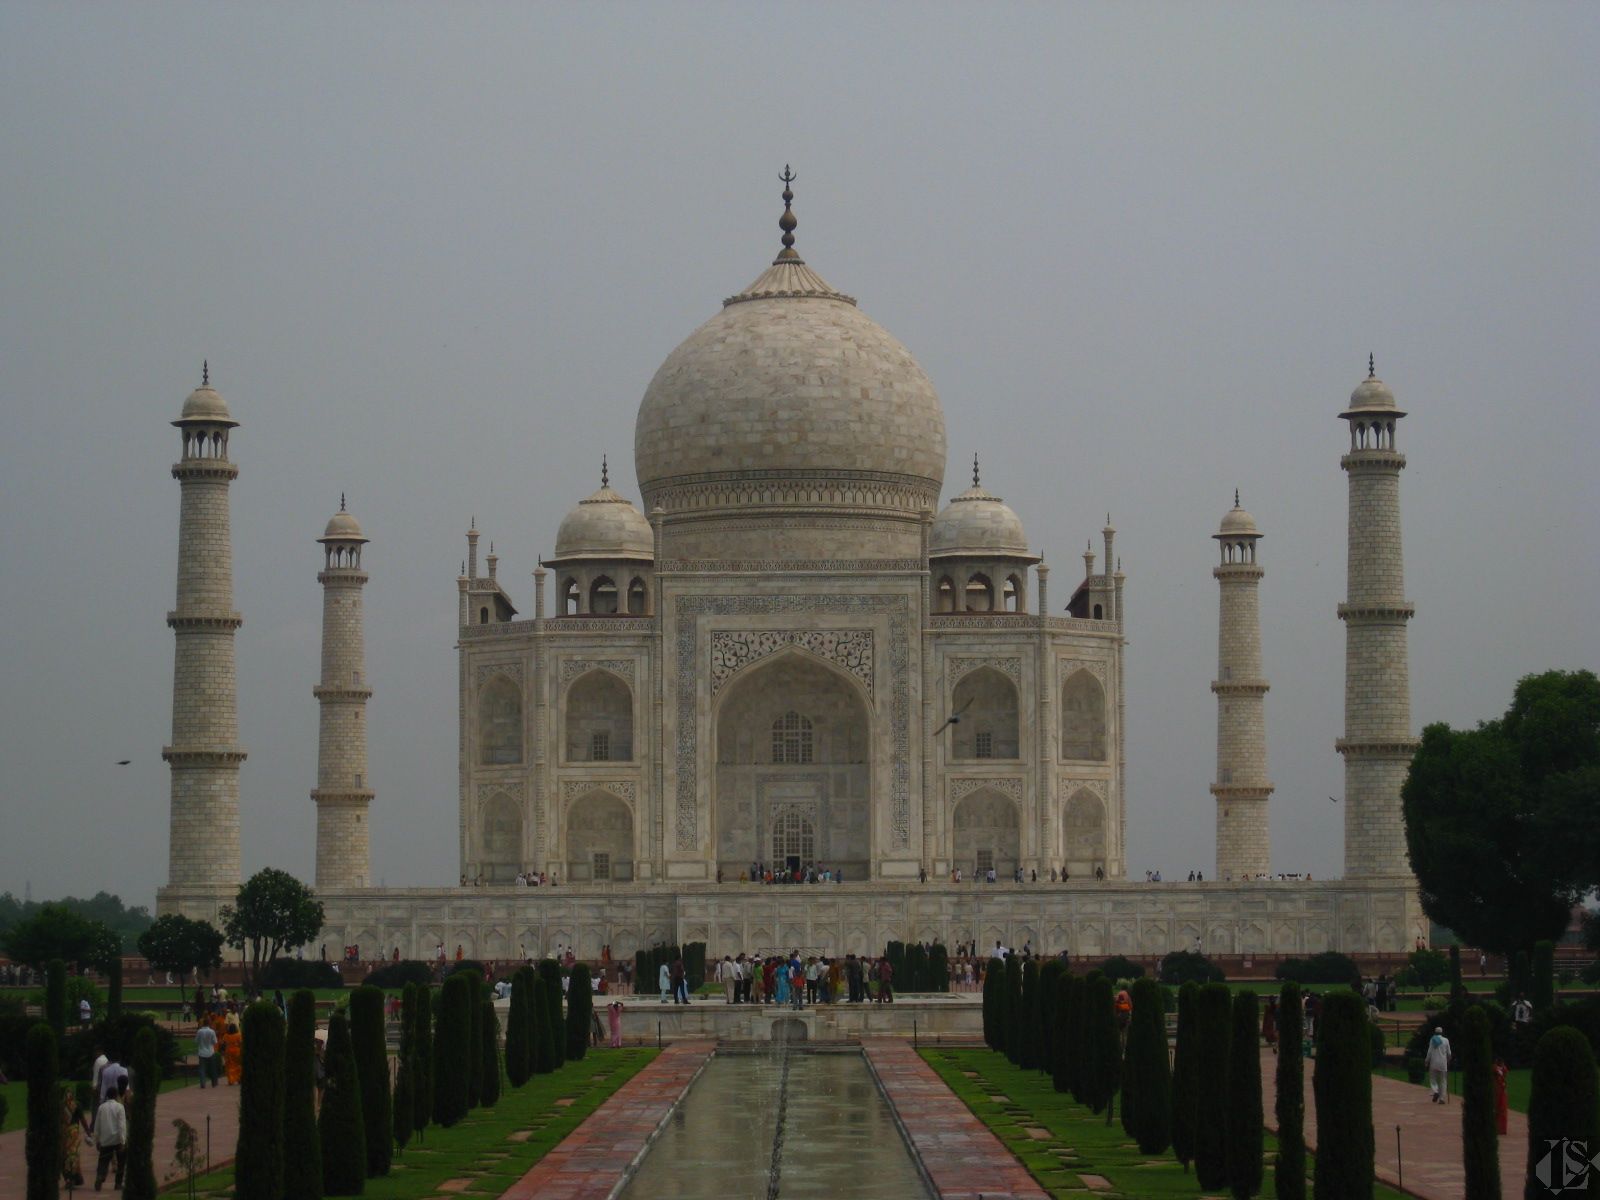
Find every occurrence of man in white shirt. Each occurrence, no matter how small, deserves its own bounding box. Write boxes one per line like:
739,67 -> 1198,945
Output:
92,1082 -> 129,1190
79,997 -> 92,1026
195,1022 -> 219,1088
91,1046 -> 109,1097
1425,1027 -> 1453,1104
98,1057 -> 126,1101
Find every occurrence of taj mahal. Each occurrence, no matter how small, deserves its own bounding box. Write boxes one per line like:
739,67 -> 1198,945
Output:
156,174 -> 1426,961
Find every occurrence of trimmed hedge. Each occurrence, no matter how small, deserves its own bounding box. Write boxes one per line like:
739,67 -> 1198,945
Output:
259,958 -> 343,990
1003,955 -> 1023,1065
432,973 -> 472,1127
319,1010 -> 365,1195
1311,990 -> 1373,1200
1194,982 -> 1233,1189
1458,1005 -> 1498,1200
1018,959 -> 1041,1070
465,972 -> 483,1109
537,961 -> 566,1068
1274,952 -> 1359,987
1083,973 -> 1121,1118
1051,972 -> 1075,1095
1533,940 -> 1556,1011
1158,950 -> 1224,985
531,976 -> 555,1075
1171,980 -> 1199,1173
411,985 -> 433,1137
1274,982 -> 1305,1200
392,985 -> 415,1155
1038,960 -> 1064,1074
362,960 -> 435,990
26,1023 -> 58,1200
982,957 -> 1005,1051
1120,977 -> 1170,1153
1098,955 -> 1146,981
1226,991 -> 1263,1199
234,1002 -> 285,1200
505,966 -> 533,1086
283,990 -> 323,1199
348,986 -> 392,1177
480,998 -> 501,1107
45,960 -> 66,1040
1527,1026 -> 1600,1197
566,961 -> 593,1061
107,959 -> 123,1021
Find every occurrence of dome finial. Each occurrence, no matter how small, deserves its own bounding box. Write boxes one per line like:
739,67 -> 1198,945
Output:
601,454 -> 609,488
1234,488 -> 1240,507
973,452 -> 980,488
776,165 -> 800,262
1368,352 -> 1376,379
202,359 -> 209,387
340,492 -> 347,511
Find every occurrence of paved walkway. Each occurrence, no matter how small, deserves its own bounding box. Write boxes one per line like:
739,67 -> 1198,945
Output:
1261,1047 -> 1527,1199
862,1039 -> 1047,1200
498,1040 -> 714,1200
0,1080 -> 239,1198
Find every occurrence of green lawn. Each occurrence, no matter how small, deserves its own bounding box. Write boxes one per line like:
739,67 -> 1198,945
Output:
0,1077 -> 189,1134
922,1047 -> 1411,1200
1374,1063 -> 1530,1114
172,1047 -> 656,1197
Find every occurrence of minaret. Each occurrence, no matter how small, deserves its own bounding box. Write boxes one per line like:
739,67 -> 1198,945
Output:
1211,492 -> 1272,880
1337,358 -> 1417,877
161,364 -> 245,898
312,497 -> 373,889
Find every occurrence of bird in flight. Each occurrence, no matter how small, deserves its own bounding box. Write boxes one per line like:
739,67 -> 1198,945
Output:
116,760 -> 131,766
1328,795 -> 1338,803
932,697 -> 976,737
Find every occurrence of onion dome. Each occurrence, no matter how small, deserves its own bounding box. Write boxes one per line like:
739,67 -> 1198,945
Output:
1215,491 -> 1261,540
552,461 -> 653,561
634,168 -> 946,522
320,495 -> 366,543
930,456 -> 1034,558
1341,354 -> 1406,418
174,361 -> 238,427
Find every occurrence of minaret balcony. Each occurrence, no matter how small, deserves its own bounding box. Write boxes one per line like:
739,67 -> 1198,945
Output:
310,788 -> 375,805
312,685 -> 374,702
1210,678 -> 1269,696
1336,601 -> 1415,622
1340,449 -> 1407,471
1335,737 -> 1421,759
166,611 -> 243,631
171,459 -> 240,481
162,747 -> 248,766
1209,782 -> 1275,798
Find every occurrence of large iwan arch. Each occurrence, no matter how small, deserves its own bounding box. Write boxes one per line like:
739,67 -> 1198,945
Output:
952,788 -> 1020,877
566,790 -> 634,882
564,669 -> 633,762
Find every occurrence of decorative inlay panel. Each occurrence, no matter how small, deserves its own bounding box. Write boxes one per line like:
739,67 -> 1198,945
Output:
949,777 -> 1023,803
949,656 -> 1021,685
675,595 -> 911,852
561,779 -> 637,808
560,658 -> 637,686
709,630 -> 874,697
1060,778 -> 1108,801
1057,658 -> 1108,684
476,782 -> 524,805
474,661 -> 524,689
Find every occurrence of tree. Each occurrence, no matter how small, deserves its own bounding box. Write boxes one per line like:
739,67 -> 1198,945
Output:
283,990 -> 323,1200
566,962 -> 593,1062
1274,982 -> 1306,1200
1051,972 -> 1075,1094
1069,971 -> 1096,1103
44,959 -> 66,1041
1,902 -> 120,971
219,868 -> 325,990
480,998 -> 501,1106
1226,991 -> 1263,1199
1171,981 -> 1199,1174
432,973 -> 471,1126
1038,960 -> 1063,1074
136,913 -> 224,980
393,984 -> 416,1154
1526,1026 -> 1600,1200
411,985 -> 433,1136
1311,990 -> 1373,1200
1449,944 -> 1466,1003
1120,977 -> 1170,1153
107,957 -> 123,1020
982,956 -> 1005,1051
1458,1005 -> 1499,1200
537,960 -> 566,1068
531,974 -> 555,1074
122,1025 -> 160,1199
1194,981 -> 1233,1190
505,966 -> 533,1086
25,1024 -> 58,1200
319,1011 -> 366,1195
1019,958 -> 1041,1070
234,1002 -> 285,1200
1532,941 -> 1555,1011
348,986 -> 392,1177
1003,954 -> 1023,1065
465,972 -> 483,1108
1403,669 -> 1600,956
1082,973 -> 1121,1120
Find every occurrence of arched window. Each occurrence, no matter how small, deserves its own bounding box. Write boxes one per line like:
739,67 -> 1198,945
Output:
479,675 -> 523,765
561,578 -> 580,616
771,807 -> 816,866
935,576 -> 956,613
564,670 -> 634,762
965,573 -> 994,612
1060,669 -> 1107,760
1092,603 -> 1103,619
479,607 -> 489,624
951,667 -> 1020,760
1003,575 -> 1024,613
771,711 -> 814,764
589,575 -> 618,615
480,793 -> 522,882
627,577 -> 648,615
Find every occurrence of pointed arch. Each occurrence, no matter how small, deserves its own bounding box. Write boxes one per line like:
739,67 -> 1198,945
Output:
951,788 -> 1020,877
951,666 -> 1020,760
479,674 -> 523,765
589,575 -> 619,614
1061,788 -> 1106,876
964,572 -> 994,612
564,669 -> 633,762
560,577 -> 580,616
565,789 -> 634,882
627,577 -> 649,615
479,791 -> 523,882
1004,574 -> 1025,613
1060,669 -> 1107,760
935,576 -> 957,613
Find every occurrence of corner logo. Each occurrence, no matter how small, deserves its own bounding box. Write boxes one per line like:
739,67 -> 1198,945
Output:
1535,1139 -> 1598,1194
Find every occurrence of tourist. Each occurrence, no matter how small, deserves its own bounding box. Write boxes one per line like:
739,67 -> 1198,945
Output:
719,955 -> 737,1004
1493,1057 -> 1509,1134
670,956 -> 687,1004
92,1080 -> 129,1192
1511,994 -> 1532,1027
775,958 -> 790,1006
608,1001 -> 625,1048
79,995 -> 92,1026
876,956 -> 893,1003
1425,1026 -> 1452,1104
789,956 -> 805,1009
60,1086 -> 89,1188
223,1021 -> 243,1085
196,1018 -> 219,1087
98,1053 -> 126,1102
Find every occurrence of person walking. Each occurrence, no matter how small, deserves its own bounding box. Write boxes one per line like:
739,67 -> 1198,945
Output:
91,1080 -> 129,1191
1424,1026 -> 1452,1104
720,956 -> 737,1004
876,956 -> 894,1003
658,959 -> 671,1004
671,956 -> 688,1004
222,1020 -> 243,1085
195,1019 -> 219,1087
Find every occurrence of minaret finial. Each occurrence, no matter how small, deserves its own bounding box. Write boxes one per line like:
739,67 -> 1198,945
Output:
202,359 -> 209,387
973,453 -> 980,488
1234,488 -> 1240,507
1368,352 -> 1376,379
340,492 -> 346,512
601,455 -> 609,488
776,165 -> 799,261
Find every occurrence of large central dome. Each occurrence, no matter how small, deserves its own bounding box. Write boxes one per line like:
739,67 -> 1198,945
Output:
634,179 -> 946,552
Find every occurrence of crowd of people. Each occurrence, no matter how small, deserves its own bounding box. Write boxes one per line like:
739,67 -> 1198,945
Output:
702,951 -> 896,1005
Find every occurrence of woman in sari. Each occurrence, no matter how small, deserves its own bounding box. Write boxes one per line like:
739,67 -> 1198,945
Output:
222,1021 -> 244,1085
60,1085 -> 89,1187
774,959 -> 790,1005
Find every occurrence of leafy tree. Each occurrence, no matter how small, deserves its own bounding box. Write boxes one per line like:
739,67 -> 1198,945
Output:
565,962 -> 593,1062
1159,950 -> 1224,985
393,984 -> 416,1154
1526,1026 -> 1600,1199
1274,983 -> 1306,1200
480,998 -> 501,1106
1404,669 -> 1600,956
1003,954 -> 1023,1065
1018,958 -> 1041,1069
1171,981 -> 1199,1173
0,892 -> 150,955
136,914 -> 224,979
432,973 -> 471,1126
1120,977 -> 1170,1153
1226,991 -> 1263,1199
1,904 -> 119,972
1194,981 -> 1233,1189
25,1023 -> 58,1200
1457,1005 -> 1499,1200
234,1003 -> 285,1200
1397,947 -> 1451,990
44,960 -> 66,1041
1098,955 -> 1145,981
283,990 -> 323,1199
348,987 -> 392,1176
319,1011 -> 366,1195
1311,991 -> 1373,1200
219,868 -> 325,990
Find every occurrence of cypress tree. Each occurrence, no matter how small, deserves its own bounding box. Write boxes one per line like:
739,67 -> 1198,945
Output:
122,1025 -> 161,1200
531,977 -> 554,1074
1226,990 -> 1263,1200
1531,940 -> 1555,1011
480,998 -> 501,1106
1458,1005 -> 1499,1200
411,986 -> 433,1138
319,1011 -> 366,1196
1083,973 -> 1121,1120
432,973 -> 471,1126
1051,972 -> 1075,1093
348,986 -> 392,1177
234,1002 -> 285,1200
1311,990 -> 1373,1200
1121,977 -> 1170,1153
1003,954 -> 1023,1064
983,957 -> 1005,1050
284,990 -> 324,1199
1274,982 -> 1306,1200
44,959 -> 66,1041
1069,971 -> 1096,1102
1039,960 -> 1063,1073
1019,959 -> 1041,1069
393,985 -> 415,1154
1526,1026 -> 1600,1200
1172,981 -> 1200,1173
538,960 -> 566,1068
464,972 -> 483,1108
566,961 -> 594,1061
25,1023 -> 58,1200
107,958 -> 124,1021
505,968 -> 532,1086
1194,981 -> 1234,1190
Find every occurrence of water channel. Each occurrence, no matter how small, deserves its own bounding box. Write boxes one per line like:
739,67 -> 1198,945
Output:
618,1048 -> 931,1199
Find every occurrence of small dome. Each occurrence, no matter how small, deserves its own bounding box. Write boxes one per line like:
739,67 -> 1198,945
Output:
1216,503 -> 1260,538
553,485 -> 653,561
930,483 -> 1031,558
321,509 -> 365,541
1347,376 -> 1398,410
175,383 -> 237,427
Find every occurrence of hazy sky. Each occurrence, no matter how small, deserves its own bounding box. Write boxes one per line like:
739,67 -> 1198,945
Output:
2,4 -> 1596,910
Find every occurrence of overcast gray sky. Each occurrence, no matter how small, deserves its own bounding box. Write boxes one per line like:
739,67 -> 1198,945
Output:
2,4 -> 1596,909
